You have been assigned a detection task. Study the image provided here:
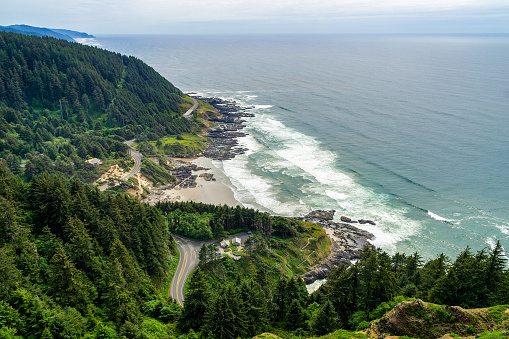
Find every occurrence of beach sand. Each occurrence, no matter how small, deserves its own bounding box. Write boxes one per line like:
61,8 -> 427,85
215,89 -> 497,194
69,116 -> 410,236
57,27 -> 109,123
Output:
148,157 -> 240,207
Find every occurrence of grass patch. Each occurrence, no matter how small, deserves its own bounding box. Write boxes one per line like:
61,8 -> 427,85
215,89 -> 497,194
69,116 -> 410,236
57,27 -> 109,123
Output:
487,305 -> 509,323
303,222 -> 326,238
199,223 -> 331,287
151,133 -> 207,156
477,331 -> 509,338
307,329 -> 369,339
140,158 -> 175,187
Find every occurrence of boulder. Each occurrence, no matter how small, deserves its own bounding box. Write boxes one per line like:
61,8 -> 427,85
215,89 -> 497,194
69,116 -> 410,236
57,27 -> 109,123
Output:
199,173 -> 214,181
358,219 -> 376,225
304,210 -> 335,220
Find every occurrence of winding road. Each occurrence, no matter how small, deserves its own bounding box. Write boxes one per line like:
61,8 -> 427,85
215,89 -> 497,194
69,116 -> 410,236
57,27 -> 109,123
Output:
183,96 -> 199,119
120,139 -> 143,180
99,96 -> 197,192
98,139 -> 143,191
170,235 -> 203,306
170,232 -> 251,306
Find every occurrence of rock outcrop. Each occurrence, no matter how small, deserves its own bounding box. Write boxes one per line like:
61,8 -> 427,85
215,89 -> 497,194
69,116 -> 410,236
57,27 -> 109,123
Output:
296,211 -> 374,283
304,210 -> 335,220
367,299 -> 508,339
194,95 -> 254,161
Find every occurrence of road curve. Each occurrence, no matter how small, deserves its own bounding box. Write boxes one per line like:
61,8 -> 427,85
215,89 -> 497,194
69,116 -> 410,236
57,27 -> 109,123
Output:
99,139 -> 143,191
169,232 -> 251,306
183,96 -> 199,119
170,235 -> 202,306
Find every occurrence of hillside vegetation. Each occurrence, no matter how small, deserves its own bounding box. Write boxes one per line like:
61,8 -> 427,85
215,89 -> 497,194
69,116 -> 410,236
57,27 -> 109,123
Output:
2,31 -> 509,339
0,162 -> 181,337
0,31 -> 195,183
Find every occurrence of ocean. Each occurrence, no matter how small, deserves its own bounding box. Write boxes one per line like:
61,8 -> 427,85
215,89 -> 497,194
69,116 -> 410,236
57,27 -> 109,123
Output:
90,34 -> 509,260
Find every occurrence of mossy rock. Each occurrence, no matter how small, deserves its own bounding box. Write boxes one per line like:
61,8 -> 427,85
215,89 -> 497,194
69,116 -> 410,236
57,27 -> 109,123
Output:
367,299 -> 501,339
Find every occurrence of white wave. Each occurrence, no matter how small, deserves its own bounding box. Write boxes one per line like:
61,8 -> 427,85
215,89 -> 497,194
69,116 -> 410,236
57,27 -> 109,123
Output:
221,135 -> 305,216
74,38 -> 102,47
428,211 -> 455,223
225,112 -> 422,252
197,91 -> 424,254
325,190 -> 349,201
254,105 -> 273,109
496,224 -> 509,236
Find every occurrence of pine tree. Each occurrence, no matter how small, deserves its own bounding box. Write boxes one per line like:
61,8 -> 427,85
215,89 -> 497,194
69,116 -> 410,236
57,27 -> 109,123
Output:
178,268 -> 211,332
310,299 -> 341,335
63,217 -> 99,273
49,246 -> 90,309
284,299 -> 306,331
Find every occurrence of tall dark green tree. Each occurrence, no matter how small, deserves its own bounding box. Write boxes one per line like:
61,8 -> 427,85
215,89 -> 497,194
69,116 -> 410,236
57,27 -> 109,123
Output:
178,268 -> 211,332
309,299 -> 341,335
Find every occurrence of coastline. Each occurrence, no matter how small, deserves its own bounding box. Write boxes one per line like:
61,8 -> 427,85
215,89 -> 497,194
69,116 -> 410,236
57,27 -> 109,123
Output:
140,94 -> 373,284
143,157 -> 241,207
142,95 -> 252,207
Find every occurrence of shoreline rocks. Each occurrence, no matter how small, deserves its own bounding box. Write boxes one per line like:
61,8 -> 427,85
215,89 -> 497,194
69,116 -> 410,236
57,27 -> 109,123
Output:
296,210 -> 375,284
192,95 -> 254,161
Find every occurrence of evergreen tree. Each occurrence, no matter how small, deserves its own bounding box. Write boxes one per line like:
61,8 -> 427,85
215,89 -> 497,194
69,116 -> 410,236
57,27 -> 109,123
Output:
178,268 -> 211,332
310,299 -> 341,335
284,299 -> 306,331
49,246 -> 90,310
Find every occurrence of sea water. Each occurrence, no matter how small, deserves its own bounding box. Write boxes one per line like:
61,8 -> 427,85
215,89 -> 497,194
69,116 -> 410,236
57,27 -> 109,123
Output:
91,34 -> 509,260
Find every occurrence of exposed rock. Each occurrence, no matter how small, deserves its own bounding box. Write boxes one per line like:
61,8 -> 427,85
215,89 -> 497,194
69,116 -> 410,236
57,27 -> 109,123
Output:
340,216 -> 352,222
142,159 -> 198,205
367,299 -> 505,339
199,173 -> 214,181
296,215 -> 374,284
304,210 -> 335,220
192,95 -> 254,161
358,219 -> 376,225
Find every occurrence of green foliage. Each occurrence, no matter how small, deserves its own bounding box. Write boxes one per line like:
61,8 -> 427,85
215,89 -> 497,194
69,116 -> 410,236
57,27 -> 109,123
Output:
477,331 -> 509,338
0,31 -> 197,183
140,158 -> 175,187
487,305 -> 509,323
309,300 -> 341,335
159,201 -> 305,241
0,163 -> 178,337
154,133 -> 207,156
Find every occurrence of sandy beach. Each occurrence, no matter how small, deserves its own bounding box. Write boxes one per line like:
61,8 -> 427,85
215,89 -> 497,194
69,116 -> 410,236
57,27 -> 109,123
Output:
145,157 -> 241,207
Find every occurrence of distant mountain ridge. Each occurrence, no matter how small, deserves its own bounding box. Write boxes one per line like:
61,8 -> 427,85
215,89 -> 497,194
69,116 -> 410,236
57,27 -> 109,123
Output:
0,24 -> 94,41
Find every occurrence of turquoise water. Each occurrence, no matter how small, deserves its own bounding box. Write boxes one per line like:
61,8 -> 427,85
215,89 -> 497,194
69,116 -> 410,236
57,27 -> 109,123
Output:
94,35 -> 509,259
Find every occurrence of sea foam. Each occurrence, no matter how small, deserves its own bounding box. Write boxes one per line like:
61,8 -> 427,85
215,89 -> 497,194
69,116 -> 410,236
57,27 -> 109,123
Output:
427,211 -> 455,223
212,93 -> 424,253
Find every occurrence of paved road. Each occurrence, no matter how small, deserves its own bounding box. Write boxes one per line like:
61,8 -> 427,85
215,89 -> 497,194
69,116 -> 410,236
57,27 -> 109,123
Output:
99,139 -> 143,191
120,140 -> 143,181
170,235 -> 202,306
169,232 -> 251,306
183,96 -> 198,119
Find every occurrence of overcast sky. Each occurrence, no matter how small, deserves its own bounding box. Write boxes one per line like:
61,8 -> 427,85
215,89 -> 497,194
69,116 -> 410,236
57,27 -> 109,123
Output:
2,0 -> 508,34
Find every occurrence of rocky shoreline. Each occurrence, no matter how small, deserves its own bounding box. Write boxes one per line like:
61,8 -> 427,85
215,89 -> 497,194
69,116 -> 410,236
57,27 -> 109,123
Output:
194,95 -> 254,161
142,99 -> 375,282
296,210 -> 375,284
142,95 -> 254,204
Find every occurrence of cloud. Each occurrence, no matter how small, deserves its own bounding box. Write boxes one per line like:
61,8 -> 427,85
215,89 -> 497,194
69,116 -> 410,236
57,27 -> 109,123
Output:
1,0 -> 508,33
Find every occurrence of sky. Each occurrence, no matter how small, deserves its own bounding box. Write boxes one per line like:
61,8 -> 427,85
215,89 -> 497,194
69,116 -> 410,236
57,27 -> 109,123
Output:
1,0 -> 508,34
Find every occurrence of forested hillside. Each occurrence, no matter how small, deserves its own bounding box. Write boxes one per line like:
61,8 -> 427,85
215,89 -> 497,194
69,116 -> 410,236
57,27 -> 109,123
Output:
180,239 -> 509,338
1,159 -> 509,338
0,162 -> 183,337
0,31 -> 195,183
